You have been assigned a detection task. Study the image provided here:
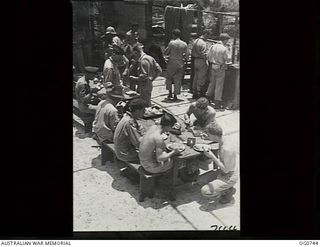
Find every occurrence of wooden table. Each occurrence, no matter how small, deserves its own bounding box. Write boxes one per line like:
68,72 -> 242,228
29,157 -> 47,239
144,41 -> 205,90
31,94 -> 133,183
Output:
164,130 -> 220,194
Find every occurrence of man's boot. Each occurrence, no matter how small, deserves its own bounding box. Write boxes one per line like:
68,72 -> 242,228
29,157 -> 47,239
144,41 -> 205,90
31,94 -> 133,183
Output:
172,94 -> 178,102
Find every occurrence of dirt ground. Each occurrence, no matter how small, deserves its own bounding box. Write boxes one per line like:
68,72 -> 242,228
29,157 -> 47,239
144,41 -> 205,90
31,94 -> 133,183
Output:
73,76 -> 240,231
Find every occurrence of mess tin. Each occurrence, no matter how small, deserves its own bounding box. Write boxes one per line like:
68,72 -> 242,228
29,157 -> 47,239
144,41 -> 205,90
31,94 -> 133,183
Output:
187,138 -> 196,147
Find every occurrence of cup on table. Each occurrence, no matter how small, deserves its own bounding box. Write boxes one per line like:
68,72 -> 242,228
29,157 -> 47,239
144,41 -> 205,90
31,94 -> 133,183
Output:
187,138 -> 196,147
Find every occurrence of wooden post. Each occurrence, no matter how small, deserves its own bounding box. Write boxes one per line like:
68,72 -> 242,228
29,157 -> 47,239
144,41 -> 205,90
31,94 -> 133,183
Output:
218,13 -> 223,36
232,16 -> 239,64
145,1 -> 153,42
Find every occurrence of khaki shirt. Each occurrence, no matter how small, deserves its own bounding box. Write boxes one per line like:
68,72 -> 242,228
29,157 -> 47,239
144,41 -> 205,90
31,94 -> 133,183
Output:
164,38 -> 189,63
113,112 -> 143,162
138,53 -> 162,82
207,43 -> 230,65
187,102 -> 216,127
103,59 -> 121,86
75,76 -> 93,114
93,99 -> 120,143
191,37 -> 207,59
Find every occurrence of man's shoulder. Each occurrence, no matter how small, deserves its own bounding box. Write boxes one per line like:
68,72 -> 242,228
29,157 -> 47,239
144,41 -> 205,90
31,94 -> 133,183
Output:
76,76 -> 86,86
104,59 -> 113,69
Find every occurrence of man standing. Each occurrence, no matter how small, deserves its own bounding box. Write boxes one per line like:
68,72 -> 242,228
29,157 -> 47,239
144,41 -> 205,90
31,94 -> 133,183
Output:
101,26 -> 122,60
206,33 -> 231,109
164,29 -> 189,101
126,22 -> 140,46
113,98 -> 146,163
129,44 -> 162,107
103,44 -> 126,87
191,29 -> 210,99
75,66 -> 99,135
93,82 -> 120,163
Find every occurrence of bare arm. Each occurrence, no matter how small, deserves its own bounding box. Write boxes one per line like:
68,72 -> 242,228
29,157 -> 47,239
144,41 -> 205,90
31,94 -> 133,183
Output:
203,148 -> 227,171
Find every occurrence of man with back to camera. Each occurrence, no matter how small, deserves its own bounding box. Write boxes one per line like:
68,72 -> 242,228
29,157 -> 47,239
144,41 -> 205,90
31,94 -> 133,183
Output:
92,82 -> 121,163
206,33 -> 231,109
113,98 -> 146,163
164,29 -> 189,101
139,113 -> 182,174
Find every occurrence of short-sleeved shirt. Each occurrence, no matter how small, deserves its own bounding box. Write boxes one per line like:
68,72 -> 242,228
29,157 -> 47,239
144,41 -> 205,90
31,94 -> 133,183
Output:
164,38 -> 189,63
191,36 -> 207,59
187,102 -> 216,127
113,112 -> 143,162
138,53 -> 162,82
207,43 -> 230,65
139,125 -> 167,173
103,58 -> 121,86
93,99 -> 120,143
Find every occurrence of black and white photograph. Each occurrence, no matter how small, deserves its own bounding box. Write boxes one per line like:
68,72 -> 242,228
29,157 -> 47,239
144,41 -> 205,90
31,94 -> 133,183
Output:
73,0 -> 240,231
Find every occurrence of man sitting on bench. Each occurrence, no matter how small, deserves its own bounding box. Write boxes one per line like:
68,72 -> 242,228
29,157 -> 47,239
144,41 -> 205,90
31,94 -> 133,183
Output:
139,113 -> 182,174
93,82 -> 120,163
114,98 -> 146,163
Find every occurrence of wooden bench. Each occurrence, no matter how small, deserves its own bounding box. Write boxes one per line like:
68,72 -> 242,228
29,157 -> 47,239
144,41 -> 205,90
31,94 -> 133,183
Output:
101,142 -> 176,202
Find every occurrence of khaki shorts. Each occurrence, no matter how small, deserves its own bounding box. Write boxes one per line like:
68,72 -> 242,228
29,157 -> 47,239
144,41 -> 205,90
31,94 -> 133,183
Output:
201,170 -> 238,198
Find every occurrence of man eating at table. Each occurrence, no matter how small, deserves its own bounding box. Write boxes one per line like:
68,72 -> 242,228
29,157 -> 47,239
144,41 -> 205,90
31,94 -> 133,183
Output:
113,98 -> 146,163
139,113 -> 182,174
75,66 -> 100,135
183,97 -> 216,130
194,123 -> 238,204
92,82 -> 120,163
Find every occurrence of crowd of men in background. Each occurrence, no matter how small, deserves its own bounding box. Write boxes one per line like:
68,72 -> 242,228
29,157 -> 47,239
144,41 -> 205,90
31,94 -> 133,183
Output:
74,24 -> 237,204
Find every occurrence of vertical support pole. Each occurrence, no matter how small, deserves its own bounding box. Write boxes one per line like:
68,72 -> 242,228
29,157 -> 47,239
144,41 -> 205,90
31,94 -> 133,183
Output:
145,1 -> 153,42
232,16 -> 239,64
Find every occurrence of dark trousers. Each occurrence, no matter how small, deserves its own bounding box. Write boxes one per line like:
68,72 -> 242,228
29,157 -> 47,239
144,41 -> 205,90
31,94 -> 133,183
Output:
101,140 -> 115,164
81,113 -> 95,133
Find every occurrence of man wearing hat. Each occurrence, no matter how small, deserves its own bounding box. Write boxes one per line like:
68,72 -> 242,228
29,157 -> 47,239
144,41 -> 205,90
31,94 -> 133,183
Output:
93,82 -> 121,164
183,97 -> 217,129
206,33 -> 231,109
103,44 -> 126,88
129,43 -> 162,107
101,26 -> 122,60
75,66 -> 100,134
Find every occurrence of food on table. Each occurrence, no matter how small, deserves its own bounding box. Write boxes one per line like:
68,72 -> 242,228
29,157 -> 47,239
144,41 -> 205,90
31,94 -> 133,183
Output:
161,133 -> 168,140
167,143 -> 185,152
125,90 -> 137,95
193,143 -> 211,152
172,122 -> 181,130
144,107 -> 163,116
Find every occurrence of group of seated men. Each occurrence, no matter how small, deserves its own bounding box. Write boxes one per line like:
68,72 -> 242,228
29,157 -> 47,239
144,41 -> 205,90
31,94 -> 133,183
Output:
91,89 -> 238,204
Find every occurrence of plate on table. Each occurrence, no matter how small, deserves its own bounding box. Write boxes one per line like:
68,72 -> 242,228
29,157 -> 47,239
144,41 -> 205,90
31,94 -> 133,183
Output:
161,133 -> 169,140
193,144 -> 211,152
125,90 -> 137,96
166,143 -> 185,152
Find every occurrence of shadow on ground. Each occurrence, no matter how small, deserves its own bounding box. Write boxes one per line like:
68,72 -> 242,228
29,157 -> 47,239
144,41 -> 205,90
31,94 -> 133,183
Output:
91,154 -> 235,212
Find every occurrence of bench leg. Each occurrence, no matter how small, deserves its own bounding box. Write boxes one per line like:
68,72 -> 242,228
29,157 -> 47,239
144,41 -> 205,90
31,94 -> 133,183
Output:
168,165 -> 178,201
139,175 -> 155,202
101,146 -> 115,165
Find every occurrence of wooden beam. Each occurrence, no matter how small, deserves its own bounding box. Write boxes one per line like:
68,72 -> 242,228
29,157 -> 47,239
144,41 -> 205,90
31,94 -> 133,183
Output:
232,16 -> 239,64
